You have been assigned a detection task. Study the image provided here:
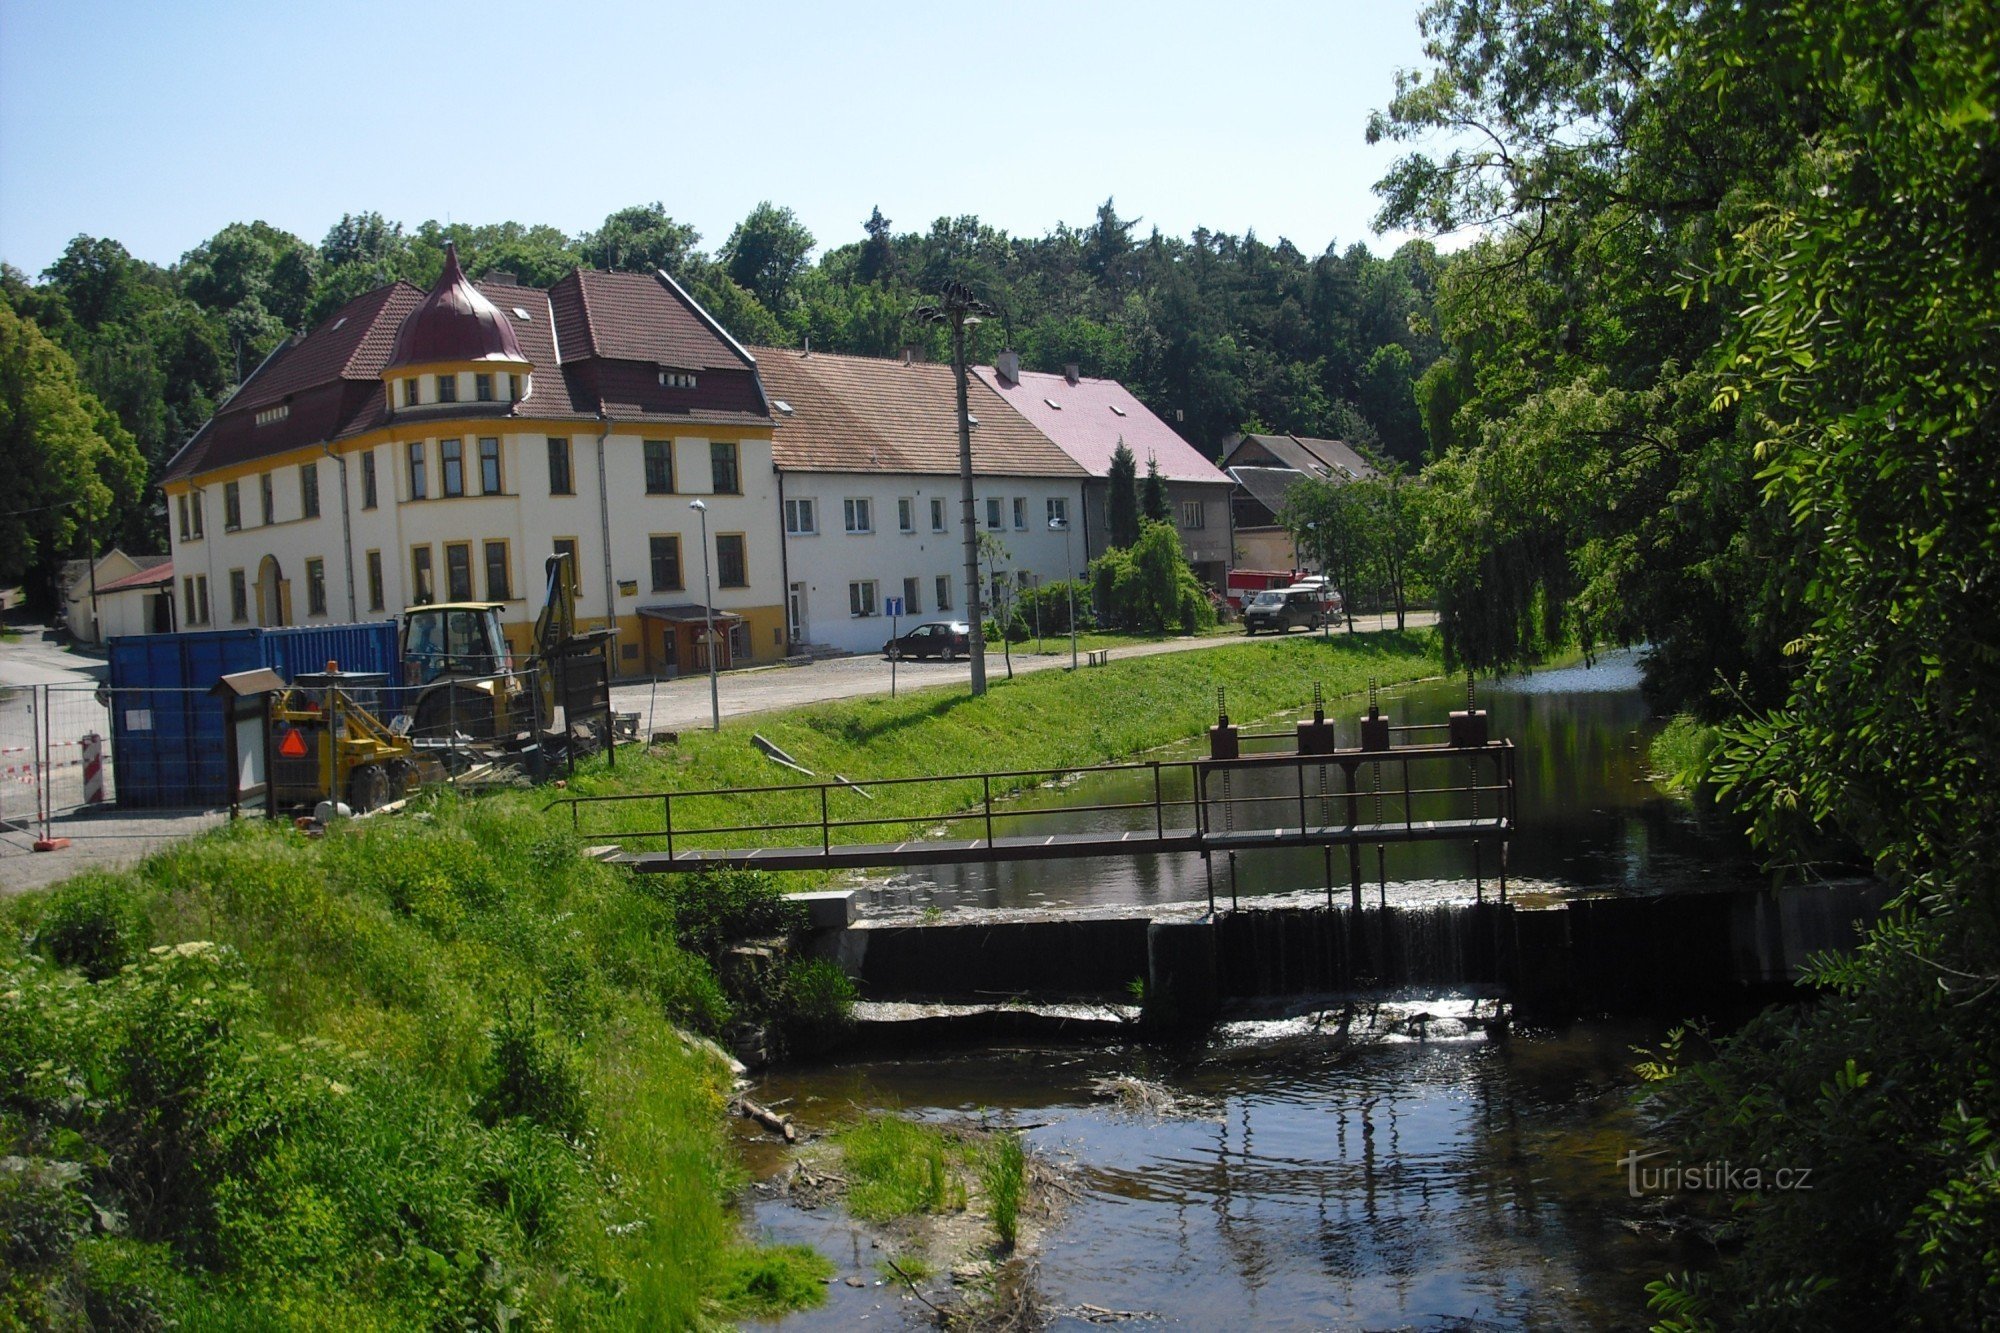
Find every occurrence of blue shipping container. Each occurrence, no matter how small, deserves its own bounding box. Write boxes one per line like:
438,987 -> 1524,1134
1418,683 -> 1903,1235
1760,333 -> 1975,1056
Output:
107,622 -> 400,808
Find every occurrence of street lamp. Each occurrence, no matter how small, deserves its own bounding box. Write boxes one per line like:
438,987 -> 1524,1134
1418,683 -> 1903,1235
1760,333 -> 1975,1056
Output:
1050,514 -> 1078,671
689,499 -> 719,732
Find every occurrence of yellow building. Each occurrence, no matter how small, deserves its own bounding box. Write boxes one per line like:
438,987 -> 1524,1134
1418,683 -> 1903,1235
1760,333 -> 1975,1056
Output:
160,245 -> 785,677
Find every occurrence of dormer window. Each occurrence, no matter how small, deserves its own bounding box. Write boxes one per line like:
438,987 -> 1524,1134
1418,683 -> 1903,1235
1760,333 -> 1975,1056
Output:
437,373 -> 457,404
404,378 -> 420,407
659,369 -> 698,389
474,373 -> 493,402
254,404 -> 290,427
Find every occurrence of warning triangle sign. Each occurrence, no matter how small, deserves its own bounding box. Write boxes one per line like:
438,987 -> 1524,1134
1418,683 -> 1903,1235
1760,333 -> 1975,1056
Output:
278,728 -> 308,759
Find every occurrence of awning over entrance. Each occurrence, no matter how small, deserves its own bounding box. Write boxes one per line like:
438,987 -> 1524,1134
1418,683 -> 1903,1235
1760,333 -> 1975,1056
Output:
637,603 -> 744,627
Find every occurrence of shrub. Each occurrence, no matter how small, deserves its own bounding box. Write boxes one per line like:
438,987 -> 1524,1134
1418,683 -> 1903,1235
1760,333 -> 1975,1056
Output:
773,958 -> 856,1056
477,1006 -> 590,1140
644,868 -> 805,960
36,872 -> 149,979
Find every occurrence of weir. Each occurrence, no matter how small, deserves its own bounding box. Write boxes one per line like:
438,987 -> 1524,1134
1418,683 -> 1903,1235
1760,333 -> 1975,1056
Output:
813,879 -> 1890,1027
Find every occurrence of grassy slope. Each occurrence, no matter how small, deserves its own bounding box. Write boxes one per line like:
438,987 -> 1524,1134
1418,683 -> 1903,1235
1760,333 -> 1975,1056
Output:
1,629 -> 1437,1327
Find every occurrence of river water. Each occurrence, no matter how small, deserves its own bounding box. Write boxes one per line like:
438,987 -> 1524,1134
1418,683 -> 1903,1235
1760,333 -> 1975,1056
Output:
741,648 -> 1742,1329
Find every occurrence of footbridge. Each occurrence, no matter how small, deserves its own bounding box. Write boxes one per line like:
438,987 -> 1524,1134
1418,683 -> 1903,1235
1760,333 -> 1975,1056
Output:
550,691 -> 1518,909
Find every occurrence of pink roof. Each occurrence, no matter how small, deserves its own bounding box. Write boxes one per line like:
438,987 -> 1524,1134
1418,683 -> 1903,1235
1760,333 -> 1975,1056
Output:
97,559 -> 173,593
976,366 -> 1227,485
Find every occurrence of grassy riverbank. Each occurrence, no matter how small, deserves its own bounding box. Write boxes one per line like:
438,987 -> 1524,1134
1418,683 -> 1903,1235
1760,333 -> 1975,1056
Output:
1,628 -> 1437,1326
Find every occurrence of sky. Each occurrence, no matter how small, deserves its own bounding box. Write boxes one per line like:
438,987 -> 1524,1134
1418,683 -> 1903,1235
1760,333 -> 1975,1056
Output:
0,0 -> 1447,277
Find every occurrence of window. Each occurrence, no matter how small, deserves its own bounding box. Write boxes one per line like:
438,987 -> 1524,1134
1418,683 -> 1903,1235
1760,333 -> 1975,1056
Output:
709,441 -> 740,494
403,378 -> 420,407
484,541 -> 511,600
849,580 -> 877,617
411,546 -> 434,603
196,576 -> 209,625
985,497 -> 1002,530
844,497 -> 872,533
306,558 -> 326,617
1012,497 -> 1027,530
902,577 -> 922,615
474,373 -> 493,402
1047,496 -> 1069,527
190,492 -> 202,538
479,437 -> 501,495
436,373 -> 457,403
440,439 -> 464,497
649,535 -> 683,592
898,497 -> 915,533
176,494 -> 189,541
935,575 -> 951,611
408,442 -> 427,499
444,543 -> 472,601
361,452 -> 378,509
229,569 -> 247,622
182,576 -> 197,626
931,497 -> 947,532
224,481 -> 241,530
716,534 -> 746,589
546,438 -> 572,495
644,439 -> 674,494
784,497 -> 816,535
365,551 -> 384,612
552,538 -> 580,596
301,462 -> 320,519
508,373 -> 522,401
1181,499 -> 1206,529
260,473 -> 274,525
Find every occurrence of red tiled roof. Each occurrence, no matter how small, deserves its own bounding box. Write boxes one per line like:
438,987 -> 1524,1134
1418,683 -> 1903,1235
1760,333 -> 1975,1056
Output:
97,559 -> 173,593
162,265 -> 769,485
976,366 -> 1228,485
385,243 -> 527,369
752,347 -> 1089,479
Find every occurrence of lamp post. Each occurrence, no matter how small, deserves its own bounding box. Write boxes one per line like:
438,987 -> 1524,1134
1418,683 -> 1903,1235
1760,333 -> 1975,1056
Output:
1050,515 -> 1078,670
915,281 -> 998,698
690,499 -> 719,731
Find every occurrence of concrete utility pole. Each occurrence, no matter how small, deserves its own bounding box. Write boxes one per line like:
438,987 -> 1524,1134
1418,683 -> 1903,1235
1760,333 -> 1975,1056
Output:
915,281 -> 998,697
690,499 -> 720,731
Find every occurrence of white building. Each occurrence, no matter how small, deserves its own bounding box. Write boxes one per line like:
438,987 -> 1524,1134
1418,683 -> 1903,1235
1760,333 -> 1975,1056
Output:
752,348 -> 1092,656
160,248 -> 785,678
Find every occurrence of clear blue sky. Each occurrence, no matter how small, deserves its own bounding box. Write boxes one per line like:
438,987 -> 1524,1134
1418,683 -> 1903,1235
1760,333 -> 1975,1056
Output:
0,0 -> 1444,277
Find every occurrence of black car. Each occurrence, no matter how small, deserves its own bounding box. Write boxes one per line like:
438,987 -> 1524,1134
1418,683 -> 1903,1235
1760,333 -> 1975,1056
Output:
883,621 -> 972,659
1242,587 -> 1325,635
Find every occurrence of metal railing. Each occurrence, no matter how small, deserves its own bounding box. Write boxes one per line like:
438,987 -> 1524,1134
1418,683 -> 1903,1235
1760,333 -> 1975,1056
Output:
546,738 -> 1516,906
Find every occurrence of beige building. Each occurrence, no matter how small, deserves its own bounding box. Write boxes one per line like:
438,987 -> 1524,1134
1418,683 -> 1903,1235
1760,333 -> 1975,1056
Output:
160,247 -> 784,677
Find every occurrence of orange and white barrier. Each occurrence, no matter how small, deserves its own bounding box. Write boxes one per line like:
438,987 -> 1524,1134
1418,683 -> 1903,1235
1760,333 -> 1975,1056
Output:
82,733 -> 104,804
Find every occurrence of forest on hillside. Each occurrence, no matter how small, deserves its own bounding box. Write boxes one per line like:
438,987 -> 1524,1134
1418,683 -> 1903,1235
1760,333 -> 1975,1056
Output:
0,201 -> 1443,576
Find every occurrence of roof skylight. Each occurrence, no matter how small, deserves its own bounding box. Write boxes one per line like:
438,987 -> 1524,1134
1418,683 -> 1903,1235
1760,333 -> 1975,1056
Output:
1043,397 -> 1062,410
773,400 -> 794,415
330,317 -> 347,331
513,307 -> 532,321
1108,404 -> 1128,417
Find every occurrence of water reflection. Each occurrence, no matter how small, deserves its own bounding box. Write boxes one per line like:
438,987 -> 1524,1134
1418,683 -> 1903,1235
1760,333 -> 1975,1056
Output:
868,648 -> 1752,912
743,1016 -> 1685,1330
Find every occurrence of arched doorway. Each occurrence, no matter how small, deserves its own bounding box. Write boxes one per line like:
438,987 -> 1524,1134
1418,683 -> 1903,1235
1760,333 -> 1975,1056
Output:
255,555 -> 289,627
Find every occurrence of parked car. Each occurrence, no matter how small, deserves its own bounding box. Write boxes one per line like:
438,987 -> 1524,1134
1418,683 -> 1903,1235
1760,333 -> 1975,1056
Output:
1288,577 -> 1345,620
1243,587 -> 1329,635
883,620 -> 972,659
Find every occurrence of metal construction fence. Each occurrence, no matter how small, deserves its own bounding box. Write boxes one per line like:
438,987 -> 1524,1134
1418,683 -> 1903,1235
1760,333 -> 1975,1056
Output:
1,669 -> 570,840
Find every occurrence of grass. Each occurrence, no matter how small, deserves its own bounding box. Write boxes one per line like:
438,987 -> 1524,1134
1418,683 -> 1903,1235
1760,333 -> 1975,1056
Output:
984,1132 -> 1026,1249
836,1115 -> 974,1222
1649,712 -> 1721,800
0,625 -> 1440,1326
562,628 -> 1443,856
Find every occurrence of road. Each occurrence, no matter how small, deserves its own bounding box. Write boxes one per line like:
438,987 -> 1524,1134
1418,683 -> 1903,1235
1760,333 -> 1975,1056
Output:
611,611 -> 1435,735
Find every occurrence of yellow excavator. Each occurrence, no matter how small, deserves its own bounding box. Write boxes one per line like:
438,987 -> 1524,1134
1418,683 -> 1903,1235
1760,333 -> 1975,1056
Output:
268,668 -> 428,813
398,552 -> 612,744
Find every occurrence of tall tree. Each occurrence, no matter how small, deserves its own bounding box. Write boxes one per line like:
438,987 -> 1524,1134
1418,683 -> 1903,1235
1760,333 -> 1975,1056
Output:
722,202 -> 814,311
584,203 -> 700,275
857,206 -> 895,285
1140,453 -> 1169,523
1105,439 -> 1140,548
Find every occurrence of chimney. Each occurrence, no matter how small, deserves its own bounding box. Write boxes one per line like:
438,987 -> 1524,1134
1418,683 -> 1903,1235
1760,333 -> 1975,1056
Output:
1064,362 -> 1080,386
902,346 -> 915,366
996,349 -> 1021,385
487,270 -> 519,285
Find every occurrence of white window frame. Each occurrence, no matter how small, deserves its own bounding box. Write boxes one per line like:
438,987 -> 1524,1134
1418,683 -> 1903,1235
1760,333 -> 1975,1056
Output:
844,497 -> 873,534
934,574 -> 952,611
985,497 -> 1002,530
785,497 -> 817,535
902,576 -> 922,615
898,497 -> 915,533
849,579 -> 878,617
1047,496 -> 1068,526
1181,499 -> 1206,529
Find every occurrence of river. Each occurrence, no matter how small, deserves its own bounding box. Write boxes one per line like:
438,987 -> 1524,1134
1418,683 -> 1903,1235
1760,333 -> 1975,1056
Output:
740,648 -> 1742,1329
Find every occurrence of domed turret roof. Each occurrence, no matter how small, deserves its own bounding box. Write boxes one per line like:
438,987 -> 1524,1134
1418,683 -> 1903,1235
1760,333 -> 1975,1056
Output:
384,243 -> 527,370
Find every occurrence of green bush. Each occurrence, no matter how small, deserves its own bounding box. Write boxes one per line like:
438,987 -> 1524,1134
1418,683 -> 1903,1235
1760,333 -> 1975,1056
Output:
642,867 -> 805,960
36,872 -> 149,979
773,958 -> 856,1056
477,1006 -> 590,1140
1091,521 -> 1215,634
